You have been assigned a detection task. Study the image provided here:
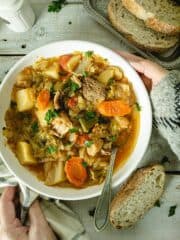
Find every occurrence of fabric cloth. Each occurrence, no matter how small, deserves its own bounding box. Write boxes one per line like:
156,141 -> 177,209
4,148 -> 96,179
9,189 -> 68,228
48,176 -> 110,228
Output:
151,70 -> 180,159
0,160 -> 89,240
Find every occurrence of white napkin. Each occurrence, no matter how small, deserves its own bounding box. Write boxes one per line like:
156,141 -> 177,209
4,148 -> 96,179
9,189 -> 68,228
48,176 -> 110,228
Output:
0,159 -> 89,240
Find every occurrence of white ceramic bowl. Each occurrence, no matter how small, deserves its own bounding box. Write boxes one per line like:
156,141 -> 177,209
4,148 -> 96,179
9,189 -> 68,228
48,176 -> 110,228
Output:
0,41 -> 152,200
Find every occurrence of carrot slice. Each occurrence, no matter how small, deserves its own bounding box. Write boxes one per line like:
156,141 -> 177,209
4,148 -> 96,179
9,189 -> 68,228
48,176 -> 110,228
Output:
64,157 -> 87,187
37,89 -> 50,110
59,54 -> 72,71
97,100 -> 131,117
76,134 -> 89,146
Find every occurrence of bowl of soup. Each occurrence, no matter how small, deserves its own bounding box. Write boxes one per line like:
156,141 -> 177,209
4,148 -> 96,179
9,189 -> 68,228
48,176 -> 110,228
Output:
0,41 -> 152,200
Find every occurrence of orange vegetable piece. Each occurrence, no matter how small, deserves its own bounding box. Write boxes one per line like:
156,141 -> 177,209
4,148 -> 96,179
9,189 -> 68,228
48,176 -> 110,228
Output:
64,157 -> 87,187
67,96 -> 77,108
59,54 -> 72,71
37,89 -> 50,110
76,134 -> 89,146
97,100 -> 131,117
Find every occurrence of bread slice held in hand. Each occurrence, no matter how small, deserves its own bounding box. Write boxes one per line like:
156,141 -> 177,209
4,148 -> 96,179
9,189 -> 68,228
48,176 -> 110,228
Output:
122,0 -> 180,35
110,165 -> 165,229
108,0 -> 178,52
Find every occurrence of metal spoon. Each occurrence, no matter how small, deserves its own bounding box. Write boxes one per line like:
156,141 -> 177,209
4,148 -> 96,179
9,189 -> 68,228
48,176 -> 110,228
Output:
94,147 -> 118,231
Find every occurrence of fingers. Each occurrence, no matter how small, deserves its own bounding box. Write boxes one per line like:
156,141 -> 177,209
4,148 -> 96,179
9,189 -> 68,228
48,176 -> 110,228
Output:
116,50 -> 143,62
0,187 -> 17,226
116,50 -> 168,87
116,50 -> 147,74
29,201 -> 57,240
13,218 -> 22,228
29,200 -> 47,227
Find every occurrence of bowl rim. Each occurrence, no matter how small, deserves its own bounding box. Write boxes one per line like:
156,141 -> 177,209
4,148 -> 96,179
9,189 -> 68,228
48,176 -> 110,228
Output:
0,40 -> 152,200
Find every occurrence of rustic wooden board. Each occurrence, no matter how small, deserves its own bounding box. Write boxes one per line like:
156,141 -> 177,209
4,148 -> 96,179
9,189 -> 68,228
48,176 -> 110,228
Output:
0,2 -> 131,54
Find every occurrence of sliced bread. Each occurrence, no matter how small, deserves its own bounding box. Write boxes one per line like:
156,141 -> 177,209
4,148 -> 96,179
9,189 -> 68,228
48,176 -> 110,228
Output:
108,0 -> 178,52
110,165 -> 165,229
122,0 -> 180,35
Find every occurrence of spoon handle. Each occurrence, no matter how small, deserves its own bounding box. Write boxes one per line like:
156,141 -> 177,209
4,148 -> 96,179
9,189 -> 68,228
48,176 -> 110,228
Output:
94,148 -> 117,231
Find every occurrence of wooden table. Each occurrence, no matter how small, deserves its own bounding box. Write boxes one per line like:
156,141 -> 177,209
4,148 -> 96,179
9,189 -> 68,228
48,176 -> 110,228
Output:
0,1 -> 179,239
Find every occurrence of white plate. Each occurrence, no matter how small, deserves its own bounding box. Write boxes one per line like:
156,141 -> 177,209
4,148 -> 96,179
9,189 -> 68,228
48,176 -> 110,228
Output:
0,40 -> 152,200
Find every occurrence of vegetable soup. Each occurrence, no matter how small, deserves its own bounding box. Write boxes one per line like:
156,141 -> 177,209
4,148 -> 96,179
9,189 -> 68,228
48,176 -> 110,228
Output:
4,51 -> 139,188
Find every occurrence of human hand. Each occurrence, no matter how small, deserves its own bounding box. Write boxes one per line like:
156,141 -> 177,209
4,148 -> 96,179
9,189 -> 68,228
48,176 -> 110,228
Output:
0,187 -> 57,240
117,51 -> 168,91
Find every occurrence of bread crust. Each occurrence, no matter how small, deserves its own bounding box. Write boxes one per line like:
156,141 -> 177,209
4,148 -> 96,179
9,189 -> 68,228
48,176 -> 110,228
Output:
109,165 -> 165,229
122,0 -> 180,35
107,0 -> 178,53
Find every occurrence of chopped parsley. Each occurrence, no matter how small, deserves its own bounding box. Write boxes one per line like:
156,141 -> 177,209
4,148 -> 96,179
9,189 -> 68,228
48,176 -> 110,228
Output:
82,161 -> 88,168
84,111 -> 96,121
46,145 -> 57,154
109,135 -> 117,142
84,140 -> 93,147
108,78 -> 114,85
69,127 -> 79,133
48,0 -> 67,12
85,51 -> 93,58
31,121 -> 39,133
82,71 -> 88,78
63,80 -> 80,95
45,109 -> 59,124
154,200 -> 161,207
135,102 -> 141,111
168,205 -> 177,217
70,81 -> 79,92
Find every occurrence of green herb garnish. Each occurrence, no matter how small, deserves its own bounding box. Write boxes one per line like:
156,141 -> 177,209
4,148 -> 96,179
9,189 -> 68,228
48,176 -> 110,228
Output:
135,102 -> 141,111
85,51 -> 93,58
46,145 -> 58,154
168,205 -> 177,217
31,121 -> 39,133
154,200 -> 161,207
84,111 -> 96,121
84,140 -> 93,147
69,127 -> 79,133
108,78 -> 114,85
109,135 -> 117,142
70,81 -> 79,92
48,0 -> 67,12
82,161 -> 88,168
82,71 -> 88,78
45,109 -> 59,124
63,80 -> 80,95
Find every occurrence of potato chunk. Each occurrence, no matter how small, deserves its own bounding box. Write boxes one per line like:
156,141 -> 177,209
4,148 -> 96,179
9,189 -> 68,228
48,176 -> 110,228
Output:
17,141 -> 37,165
44,161 -> 66,185
16,88 -> 34,112
66,55 -> 81,72
98,69 -> 114,85
110,66 -> 123,80
35,103 -> 53,127
44,62 -> 60,79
